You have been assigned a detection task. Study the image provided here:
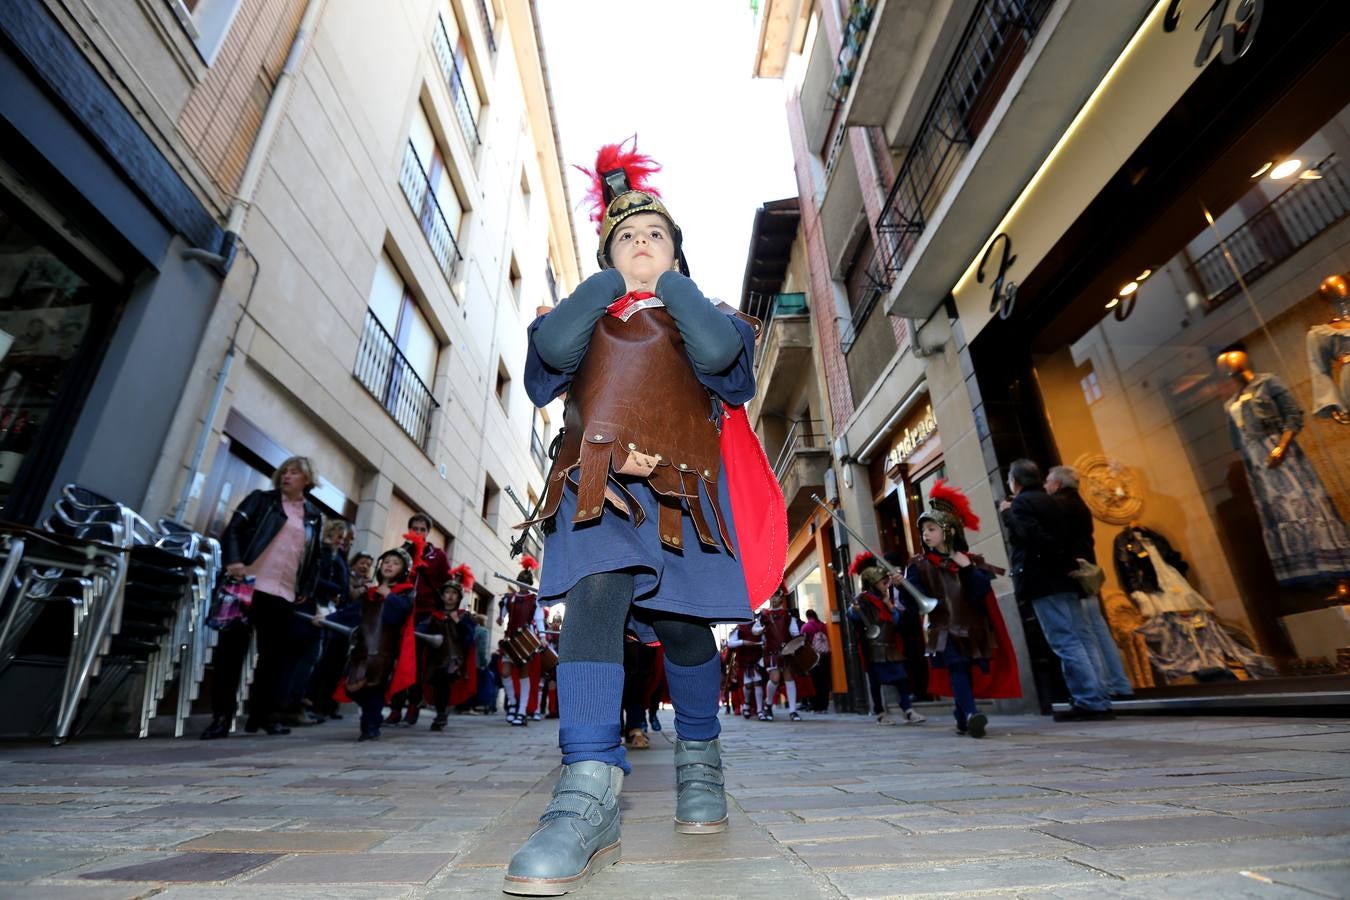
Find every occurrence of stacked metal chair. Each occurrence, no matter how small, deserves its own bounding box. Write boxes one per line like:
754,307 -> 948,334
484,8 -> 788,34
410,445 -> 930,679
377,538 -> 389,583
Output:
0,485 -> 221,744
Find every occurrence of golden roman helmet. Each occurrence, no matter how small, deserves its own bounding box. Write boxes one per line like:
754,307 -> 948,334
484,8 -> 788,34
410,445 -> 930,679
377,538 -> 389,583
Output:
582,138 -> 690,277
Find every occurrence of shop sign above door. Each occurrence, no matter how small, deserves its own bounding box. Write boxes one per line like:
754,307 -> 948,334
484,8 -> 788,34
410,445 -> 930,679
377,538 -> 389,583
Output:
886,404 -> 937,468
1165,0 -> 1263,68
950,0 -> 1261,343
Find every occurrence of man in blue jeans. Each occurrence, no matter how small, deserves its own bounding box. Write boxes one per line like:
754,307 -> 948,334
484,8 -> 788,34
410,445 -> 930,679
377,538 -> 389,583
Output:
1000,459 -> 1113,720
1047,465 -> 1135,702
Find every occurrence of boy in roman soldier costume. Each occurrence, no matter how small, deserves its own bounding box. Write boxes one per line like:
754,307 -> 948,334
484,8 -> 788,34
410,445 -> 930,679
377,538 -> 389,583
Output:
387,515 -> 451,726
338,547 -> 417,742
848,554 -> 926,726
497,556 -> 544,726
752,584 -> 801,721
725,619 -> 765,718
418,565 -> 478,731
504,139 -> 785,895
905,480 -> 1021,738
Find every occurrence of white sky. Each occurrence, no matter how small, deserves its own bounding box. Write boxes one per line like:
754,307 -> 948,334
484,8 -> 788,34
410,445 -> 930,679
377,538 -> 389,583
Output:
536,0 -> 799,304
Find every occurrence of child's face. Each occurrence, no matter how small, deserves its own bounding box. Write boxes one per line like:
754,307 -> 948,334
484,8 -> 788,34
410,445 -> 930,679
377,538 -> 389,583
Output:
921,521 -> 947,551
379,556 -> 404,582
609,212 -> 677,285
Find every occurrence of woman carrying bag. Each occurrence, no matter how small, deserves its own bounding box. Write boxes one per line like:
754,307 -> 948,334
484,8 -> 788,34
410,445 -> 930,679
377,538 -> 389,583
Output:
201,456 -> 323,739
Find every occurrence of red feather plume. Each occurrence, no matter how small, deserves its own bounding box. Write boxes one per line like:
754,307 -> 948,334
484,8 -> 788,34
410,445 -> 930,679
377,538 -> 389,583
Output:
574,135 -> 662,229
929,479 -> 980,533
449,564 -> 475,592
401,530 -> 427,568
519,554 -> 540,571
848,551 -> 876,576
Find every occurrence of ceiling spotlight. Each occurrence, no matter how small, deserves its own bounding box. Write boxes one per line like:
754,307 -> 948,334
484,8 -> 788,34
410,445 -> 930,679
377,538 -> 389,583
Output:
1119,281 -> 1139,296
1250,161 -> 1272,179
1135,268 -> 1153,281
1300,168 -> 1323,180
1269,158 -> 1303,180
1105,297 -> 1120,310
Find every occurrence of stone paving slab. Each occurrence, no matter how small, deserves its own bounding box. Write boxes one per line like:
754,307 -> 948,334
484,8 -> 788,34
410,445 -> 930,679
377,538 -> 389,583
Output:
242,850 -> 452,884
80,851 -> 280,882
177,830 -> 389,852
1034,813 -> 1290,849
823,857 -> 1113,897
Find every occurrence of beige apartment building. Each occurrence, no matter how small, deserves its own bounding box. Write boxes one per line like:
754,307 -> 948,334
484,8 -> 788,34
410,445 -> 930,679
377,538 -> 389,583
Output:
134,0 -> 580,620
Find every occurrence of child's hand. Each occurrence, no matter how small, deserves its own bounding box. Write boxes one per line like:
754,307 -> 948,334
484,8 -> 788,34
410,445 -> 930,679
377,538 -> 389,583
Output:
536,305 -> 552,317
952,551 -> 972,568
376,584 -> 391,598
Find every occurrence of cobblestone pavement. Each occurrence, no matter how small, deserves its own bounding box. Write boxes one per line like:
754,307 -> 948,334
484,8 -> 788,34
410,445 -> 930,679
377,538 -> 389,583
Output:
1,707 -> 1348,898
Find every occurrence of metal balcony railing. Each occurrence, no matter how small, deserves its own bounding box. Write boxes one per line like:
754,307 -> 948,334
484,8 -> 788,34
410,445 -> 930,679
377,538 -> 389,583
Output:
772,418 -> 830,483
744,291 -> 808,328
839,263 -> 891,355
829,0 -> 877,105
399,141 -> 464,285
1188,155 -> 1350,311
475,0 -> 496,53
433,14 -> 481,150
354,309 -> 440,449
875,0 -> 1053,277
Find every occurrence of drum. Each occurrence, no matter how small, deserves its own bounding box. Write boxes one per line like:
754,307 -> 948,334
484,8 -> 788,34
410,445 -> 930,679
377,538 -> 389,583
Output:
504,628 -> 542,666
539,643 -> 559,675
781,634 -> 819,675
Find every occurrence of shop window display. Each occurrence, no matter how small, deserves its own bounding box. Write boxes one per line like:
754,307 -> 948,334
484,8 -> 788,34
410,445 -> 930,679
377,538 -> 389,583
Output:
0,206 -> 94,509
1034,105 -> 1350,688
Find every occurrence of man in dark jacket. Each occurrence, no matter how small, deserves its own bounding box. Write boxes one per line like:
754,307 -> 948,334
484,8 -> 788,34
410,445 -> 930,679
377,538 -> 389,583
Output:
1047,466 -> 1133,701
999,459 -> 1111,719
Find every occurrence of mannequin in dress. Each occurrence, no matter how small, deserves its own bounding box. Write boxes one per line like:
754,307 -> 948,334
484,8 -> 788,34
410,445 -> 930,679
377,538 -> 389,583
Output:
1308,274 -> 1350,424
1217,346 -> 1294,468
1217,342 -> 1350,586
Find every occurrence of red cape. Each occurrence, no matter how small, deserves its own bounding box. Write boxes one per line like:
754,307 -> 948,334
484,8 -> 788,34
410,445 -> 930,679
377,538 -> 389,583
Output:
720,403 -> 787,607
928,586 -> 1022,700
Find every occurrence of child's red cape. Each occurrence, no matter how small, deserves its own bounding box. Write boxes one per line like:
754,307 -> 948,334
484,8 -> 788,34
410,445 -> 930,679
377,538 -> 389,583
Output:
928,587 -> 1022,700
332,585 -> 419,704
720,403 -> 787,607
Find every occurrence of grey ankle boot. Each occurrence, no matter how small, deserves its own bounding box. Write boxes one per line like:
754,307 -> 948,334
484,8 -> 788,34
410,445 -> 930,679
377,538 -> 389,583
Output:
673,738 -> 728,834
502,761 -> 623,896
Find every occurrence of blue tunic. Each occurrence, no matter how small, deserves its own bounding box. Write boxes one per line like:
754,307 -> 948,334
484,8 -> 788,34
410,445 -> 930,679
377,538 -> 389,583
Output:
524,310 -> 758,639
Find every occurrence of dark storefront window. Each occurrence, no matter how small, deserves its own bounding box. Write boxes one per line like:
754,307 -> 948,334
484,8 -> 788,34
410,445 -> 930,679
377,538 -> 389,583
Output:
1030,103 -> 1350,690
0,202 -> 101,517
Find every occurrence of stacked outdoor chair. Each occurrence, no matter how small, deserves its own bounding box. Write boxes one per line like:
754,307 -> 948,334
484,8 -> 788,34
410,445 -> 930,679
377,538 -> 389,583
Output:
0,485 -> 221,744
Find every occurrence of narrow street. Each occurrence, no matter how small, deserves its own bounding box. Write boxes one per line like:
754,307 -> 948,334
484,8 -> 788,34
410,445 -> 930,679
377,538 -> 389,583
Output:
1,709 -> 1347,898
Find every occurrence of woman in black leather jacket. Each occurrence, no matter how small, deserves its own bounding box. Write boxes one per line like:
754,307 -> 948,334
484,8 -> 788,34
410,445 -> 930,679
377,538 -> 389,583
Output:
201,456 -> 323,739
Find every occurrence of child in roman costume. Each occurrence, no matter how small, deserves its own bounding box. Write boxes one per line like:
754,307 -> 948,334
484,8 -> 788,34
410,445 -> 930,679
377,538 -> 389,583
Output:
338,547 -> 417,742
504,139 -> 784,895
904,480 -> 1020,738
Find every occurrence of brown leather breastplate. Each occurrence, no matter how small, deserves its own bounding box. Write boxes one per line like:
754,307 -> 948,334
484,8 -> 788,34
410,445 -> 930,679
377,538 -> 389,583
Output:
525,307 -> 737,554
912,555 -> 989,639
345,597 -> 400,692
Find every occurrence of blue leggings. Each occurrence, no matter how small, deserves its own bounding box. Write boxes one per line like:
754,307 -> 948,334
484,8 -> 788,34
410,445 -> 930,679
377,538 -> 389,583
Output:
936,643 -> 978,728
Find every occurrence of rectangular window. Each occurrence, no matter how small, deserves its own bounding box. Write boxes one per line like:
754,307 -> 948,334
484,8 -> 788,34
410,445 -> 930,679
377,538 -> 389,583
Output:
530,408 -> 547,471
400,105 -> 465,285
171,0 -> 245,64
496,359 -> 511,410
544,259 -> 559,306
482,474 -> 500,526
509,255 -> 522,306
354,253 -> 441,447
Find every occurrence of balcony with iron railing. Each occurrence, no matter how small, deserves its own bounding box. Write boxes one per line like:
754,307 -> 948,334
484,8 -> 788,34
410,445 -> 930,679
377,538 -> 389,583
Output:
875,0 -> 1053,279
475,0 -> 496,54
354,310 -> 440,449
744,292 -> 812,416
771,417 -> 832,534
433,14 -> 481,151
1188,155 -> 1350,311
398,141 -> 464,286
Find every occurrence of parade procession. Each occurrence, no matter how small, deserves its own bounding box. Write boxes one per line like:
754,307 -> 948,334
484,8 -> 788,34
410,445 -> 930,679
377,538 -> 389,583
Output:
2,0 -> 1349,897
